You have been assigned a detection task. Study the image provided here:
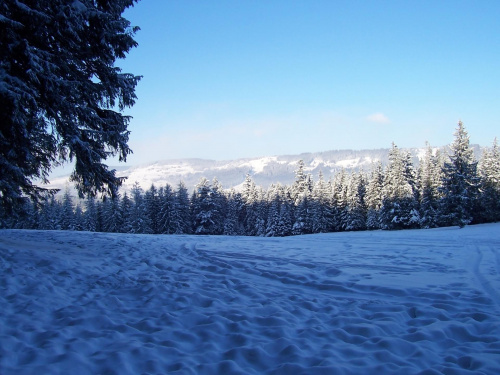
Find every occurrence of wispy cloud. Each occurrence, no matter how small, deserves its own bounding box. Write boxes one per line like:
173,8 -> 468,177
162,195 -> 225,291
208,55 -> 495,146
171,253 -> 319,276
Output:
366,112 -> 390,124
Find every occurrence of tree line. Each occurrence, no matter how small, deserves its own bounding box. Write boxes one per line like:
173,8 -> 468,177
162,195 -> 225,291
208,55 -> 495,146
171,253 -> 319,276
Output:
2,122 -> 500,236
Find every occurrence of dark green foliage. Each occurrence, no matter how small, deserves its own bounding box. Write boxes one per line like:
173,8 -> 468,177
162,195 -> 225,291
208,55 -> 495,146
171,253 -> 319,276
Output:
0,0 -> 141,209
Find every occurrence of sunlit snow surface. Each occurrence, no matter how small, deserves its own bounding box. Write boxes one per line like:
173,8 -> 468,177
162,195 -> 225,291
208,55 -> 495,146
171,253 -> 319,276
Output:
1,225 -> 500,374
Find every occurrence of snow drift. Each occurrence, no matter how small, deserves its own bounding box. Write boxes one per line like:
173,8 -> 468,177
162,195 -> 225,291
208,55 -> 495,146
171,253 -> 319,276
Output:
1,224 -> 500,374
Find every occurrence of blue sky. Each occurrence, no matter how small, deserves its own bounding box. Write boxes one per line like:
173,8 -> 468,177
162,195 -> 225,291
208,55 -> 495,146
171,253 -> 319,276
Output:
117,0 -> 500,164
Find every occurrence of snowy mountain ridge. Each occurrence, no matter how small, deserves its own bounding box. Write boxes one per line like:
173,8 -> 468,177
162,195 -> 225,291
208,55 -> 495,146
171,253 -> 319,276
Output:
47,145 -> 482,194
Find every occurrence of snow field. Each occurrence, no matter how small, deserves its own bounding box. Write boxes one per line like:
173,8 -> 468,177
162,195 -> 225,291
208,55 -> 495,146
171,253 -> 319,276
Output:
1,225 -> 500,374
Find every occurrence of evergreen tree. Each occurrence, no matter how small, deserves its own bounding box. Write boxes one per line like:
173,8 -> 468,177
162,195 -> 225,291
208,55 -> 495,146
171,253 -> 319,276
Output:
95,198 -> 105,232
173,182 -> 191,234
276,185 -> 293,236
191,177 -> 218,235
210,178 -> 227,235
83,196 -> 99,232
60,188 -> 75,230
129,182 -> 148,233
292,191 -> 312,235
380,143 -> 419,229
73,204 -> 84,231
276,200 -> 293,237
6,199 -> 38,229
254,187 -> 268,236
242,174 -> 259,236
38,196 -> 62,230
265,201 -> 280,237
343,172 -> 367,231
331,169 -> 348,231
0,0 -> 141,207
223,189 -> 242,236
292,195 -> 308,235
265,184 -> 291,237
158,184 -> 176,234
120,193 -> 134,233
478,138 -> 500,222
418,144 -> 442,228
439,121 -> 480,227
310,171 -> 332,233
0,201 -> 6,228
365,162 -> 384,230
144,184 -> 160,234
291,160 -> 314,235
291,160 -> 310,206
101,196 -> 123,233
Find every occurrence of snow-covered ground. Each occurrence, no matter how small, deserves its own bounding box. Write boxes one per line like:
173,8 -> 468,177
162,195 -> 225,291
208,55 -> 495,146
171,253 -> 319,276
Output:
1,225 -> 500,374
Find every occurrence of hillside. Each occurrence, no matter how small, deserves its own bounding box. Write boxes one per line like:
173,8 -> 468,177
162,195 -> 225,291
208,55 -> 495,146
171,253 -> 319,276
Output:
1,224 -> 499,374
46,145 -> 482,194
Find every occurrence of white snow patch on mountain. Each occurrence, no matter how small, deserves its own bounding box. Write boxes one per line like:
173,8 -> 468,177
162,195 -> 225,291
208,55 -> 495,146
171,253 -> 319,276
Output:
245,156 -> 280,173
125,162 -> 198,189
43,145 -> 483,195
217,156 -> 281,174
335,157 -> 362,168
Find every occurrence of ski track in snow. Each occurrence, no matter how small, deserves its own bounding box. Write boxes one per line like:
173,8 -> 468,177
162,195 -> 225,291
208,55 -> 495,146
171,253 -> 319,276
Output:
470,243 -> 500,307
1,225 -> 500,374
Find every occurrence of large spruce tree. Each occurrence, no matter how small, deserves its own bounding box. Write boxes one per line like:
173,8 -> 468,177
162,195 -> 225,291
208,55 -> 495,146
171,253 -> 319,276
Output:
439,121 -> 480,227
0,0 -> 141,207
380,143 -> 419,229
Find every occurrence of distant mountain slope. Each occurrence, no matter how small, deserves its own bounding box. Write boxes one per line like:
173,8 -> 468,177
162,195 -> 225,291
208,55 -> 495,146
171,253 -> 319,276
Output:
46,145 -> 483,194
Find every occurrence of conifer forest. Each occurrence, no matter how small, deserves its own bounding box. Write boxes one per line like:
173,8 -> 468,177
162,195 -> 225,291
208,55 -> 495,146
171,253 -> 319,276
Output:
3,122 -> 500,236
